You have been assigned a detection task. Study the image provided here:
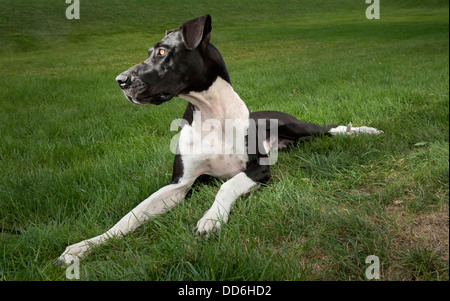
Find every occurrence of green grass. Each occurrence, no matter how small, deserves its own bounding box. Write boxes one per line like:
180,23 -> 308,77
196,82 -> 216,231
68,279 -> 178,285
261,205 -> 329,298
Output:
0,0 -> 448,281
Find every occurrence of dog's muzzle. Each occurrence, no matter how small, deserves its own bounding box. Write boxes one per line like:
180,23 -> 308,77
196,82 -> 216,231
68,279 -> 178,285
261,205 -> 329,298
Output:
115,72 -> 174,105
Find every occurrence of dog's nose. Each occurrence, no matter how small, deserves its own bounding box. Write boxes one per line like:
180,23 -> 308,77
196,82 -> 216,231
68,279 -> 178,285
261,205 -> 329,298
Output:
115,73 -> 131,89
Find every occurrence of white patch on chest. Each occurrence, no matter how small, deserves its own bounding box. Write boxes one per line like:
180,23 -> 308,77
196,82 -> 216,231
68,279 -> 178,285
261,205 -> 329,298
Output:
176,77 -> 250,179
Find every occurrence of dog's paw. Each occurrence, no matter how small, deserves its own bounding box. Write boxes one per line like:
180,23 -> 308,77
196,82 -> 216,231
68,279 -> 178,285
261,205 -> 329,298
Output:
194,210 -> 228,237
329,123 -> 384,136
54,241 -> 90,267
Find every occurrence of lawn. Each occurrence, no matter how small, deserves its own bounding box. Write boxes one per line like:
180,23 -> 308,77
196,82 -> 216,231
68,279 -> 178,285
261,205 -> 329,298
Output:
0,0 -> 448,281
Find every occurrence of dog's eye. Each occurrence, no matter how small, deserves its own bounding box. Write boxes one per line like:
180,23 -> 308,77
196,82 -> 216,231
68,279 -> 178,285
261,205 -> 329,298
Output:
158,49 -> 166,56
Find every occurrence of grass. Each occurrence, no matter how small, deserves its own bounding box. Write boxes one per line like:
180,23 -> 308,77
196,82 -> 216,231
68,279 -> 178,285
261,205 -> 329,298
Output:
0,0 -> 448,281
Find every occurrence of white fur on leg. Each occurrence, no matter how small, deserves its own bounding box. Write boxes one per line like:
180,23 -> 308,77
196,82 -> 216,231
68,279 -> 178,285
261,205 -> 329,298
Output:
328,122 -> 383,136
195,172 -> 257,236
56,182 -> 191,267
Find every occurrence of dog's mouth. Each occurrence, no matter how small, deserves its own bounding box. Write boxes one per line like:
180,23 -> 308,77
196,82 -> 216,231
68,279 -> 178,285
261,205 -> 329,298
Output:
154,92 -> 174,103
123,91 -> 174,105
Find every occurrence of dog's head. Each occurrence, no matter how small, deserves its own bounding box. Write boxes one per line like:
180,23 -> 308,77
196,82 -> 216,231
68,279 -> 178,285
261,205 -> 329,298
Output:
116,14 -> 229,105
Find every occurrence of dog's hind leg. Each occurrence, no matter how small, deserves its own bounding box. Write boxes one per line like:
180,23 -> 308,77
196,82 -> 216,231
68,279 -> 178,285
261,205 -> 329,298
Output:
328,123 -> 383,136
250,111 -> 382,145
277,121 -> 338,140
56,180 -> 193,266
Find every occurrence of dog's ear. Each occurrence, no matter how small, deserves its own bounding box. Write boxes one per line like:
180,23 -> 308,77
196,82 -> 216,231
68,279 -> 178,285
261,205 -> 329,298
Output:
181,14 -> 211,50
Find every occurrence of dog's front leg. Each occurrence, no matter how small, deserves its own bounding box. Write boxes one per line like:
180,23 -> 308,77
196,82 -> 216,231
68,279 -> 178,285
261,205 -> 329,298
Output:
195,172 -> 257,236
57,181 -> 191,266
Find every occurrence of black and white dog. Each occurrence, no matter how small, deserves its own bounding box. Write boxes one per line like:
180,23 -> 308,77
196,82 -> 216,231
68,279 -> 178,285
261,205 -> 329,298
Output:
57,15 -> 382,265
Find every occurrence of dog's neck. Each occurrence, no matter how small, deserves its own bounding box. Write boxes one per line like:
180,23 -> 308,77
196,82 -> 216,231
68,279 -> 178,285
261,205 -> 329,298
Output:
179,77 -> 249,123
